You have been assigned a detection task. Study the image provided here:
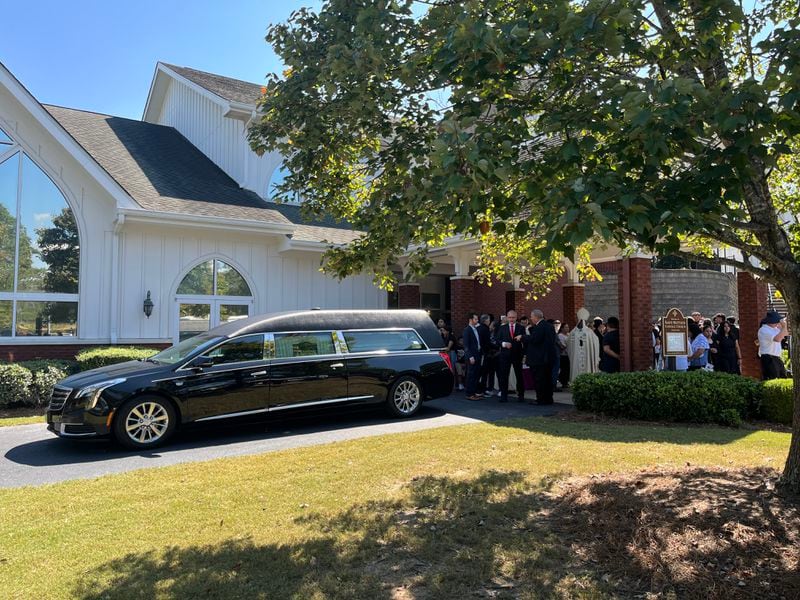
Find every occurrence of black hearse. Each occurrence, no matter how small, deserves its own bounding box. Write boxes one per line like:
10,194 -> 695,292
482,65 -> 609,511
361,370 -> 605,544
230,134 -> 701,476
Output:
47,309 -> 454,449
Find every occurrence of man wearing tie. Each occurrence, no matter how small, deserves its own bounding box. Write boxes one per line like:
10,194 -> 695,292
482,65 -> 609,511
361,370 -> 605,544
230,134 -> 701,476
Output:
496,309 -> 525,403
462,312 -> 483,400
525,309 -> 557,405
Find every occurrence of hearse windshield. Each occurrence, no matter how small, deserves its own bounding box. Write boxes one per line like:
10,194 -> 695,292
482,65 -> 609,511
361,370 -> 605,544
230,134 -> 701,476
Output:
149,332 -> 221,365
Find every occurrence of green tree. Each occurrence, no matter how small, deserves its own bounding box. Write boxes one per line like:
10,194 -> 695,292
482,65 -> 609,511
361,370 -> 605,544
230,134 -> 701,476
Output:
249,0 -> 800,490
37,207 -> 79,294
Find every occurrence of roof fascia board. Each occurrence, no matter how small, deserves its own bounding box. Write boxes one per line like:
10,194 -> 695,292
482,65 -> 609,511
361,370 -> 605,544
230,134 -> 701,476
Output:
117,207 -> 296,235
0,62 -> 138,210
158,64 -> 235,113
278,236 -> 333,255
142,63 -> 168,123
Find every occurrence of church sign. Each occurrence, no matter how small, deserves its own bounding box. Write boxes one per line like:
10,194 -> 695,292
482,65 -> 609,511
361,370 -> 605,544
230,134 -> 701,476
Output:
662,308 -> 689,356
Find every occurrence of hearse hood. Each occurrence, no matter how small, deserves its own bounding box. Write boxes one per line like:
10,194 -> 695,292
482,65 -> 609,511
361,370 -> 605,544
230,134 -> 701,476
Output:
59,360 -> 167,389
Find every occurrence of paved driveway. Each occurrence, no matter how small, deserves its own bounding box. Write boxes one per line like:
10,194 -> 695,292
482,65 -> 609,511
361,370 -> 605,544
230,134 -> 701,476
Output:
0,393 -> 571,489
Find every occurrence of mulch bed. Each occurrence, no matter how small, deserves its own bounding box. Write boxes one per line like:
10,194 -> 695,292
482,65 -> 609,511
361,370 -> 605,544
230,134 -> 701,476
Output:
0,407 -> 45,419
550,410 -> 793,433
540,466 -> 799,599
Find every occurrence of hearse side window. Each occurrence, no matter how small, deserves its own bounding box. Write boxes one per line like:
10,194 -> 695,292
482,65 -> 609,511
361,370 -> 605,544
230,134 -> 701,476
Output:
343,330 -> 425,353
207,334 -> 265,364
274,332 -> 337,358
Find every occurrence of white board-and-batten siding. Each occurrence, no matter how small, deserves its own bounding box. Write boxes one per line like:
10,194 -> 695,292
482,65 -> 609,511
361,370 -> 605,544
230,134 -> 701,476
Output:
116,224 -> 386,342
155,78 -> 280,198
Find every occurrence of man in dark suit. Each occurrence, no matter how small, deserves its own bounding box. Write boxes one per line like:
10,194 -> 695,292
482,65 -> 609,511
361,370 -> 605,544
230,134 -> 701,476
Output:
461,312 -> 483,400
496,310 -> 525,403
525,309 -> 556,404
477,314 -> 492,393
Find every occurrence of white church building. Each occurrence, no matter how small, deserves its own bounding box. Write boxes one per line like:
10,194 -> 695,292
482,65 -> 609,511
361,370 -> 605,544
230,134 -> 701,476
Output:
0,62 -> 386,360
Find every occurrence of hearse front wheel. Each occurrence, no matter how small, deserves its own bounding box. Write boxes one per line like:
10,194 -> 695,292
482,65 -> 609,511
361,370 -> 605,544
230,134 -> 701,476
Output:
113,396 -> 176,450
387,376 -> 422,418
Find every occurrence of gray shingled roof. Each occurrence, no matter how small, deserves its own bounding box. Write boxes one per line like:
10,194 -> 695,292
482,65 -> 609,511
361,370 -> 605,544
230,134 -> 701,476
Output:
44,105 -> 360,244
45,105 -> 291,225
162,63 -> 263,105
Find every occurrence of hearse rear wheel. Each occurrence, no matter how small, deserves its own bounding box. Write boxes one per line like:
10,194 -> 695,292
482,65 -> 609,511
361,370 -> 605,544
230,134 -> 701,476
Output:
113,396 -> 176,450
387,376 -> 422,418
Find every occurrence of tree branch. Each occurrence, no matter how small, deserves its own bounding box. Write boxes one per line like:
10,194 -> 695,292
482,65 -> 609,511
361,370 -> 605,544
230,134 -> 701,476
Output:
671,248 -> 773,280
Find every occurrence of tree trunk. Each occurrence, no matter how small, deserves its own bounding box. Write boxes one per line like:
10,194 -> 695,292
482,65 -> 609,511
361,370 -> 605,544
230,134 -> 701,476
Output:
779,290 -> 800,493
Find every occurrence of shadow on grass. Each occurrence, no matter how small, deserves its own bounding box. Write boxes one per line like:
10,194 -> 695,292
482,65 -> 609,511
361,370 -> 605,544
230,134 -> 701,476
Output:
72,467 -> 799,599
494,413 -> 765,445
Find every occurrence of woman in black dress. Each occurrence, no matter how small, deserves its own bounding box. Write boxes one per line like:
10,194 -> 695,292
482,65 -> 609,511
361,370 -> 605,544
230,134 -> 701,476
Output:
713,321 -> 742,374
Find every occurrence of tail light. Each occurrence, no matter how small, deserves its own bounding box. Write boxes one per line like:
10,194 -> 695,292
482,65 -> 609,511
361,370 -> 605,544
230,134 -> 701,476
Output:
439,351 -> 453,372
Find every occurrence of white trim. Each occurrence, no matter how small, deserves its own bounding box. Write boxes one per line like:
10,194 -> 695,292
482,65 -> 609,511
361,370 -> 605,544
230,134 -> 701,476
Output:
0,63 -> 137,210
117,207 -> 295,235
0,292 -> 78,302
0,337 -> 171,345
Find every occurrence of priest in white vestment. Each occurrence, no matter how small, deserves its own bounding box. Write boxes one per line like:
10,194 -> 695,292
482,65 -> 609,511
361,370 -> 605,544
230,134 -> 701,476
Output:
567,308 -> 600,382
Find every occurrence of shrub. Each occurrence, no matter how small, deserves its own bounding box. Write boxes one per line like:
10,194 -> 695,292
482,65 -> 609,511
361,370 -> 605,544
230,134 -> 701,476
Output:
19,359 -> 78,375
30,366 -> 68,407
75,347 -> 159,371
572,370 -> 762,426
0,364 -> 33,408
761,379 -> 793,425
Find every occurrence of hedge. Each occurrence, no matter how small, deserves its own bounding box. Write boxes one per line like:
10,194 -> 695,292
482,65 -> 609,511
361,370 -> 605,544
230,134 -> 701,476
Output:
75,347 -> 159,371
0,361 -> 69,408
572,370 -> 763,427
761,379 -> 793,425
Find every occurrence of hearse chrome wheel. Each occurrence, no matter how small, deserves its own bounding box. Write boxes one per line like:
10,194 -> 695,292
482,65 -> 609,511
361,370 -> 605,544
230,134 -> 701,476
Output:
388,376 -> 422,417
114,396 -> 176,450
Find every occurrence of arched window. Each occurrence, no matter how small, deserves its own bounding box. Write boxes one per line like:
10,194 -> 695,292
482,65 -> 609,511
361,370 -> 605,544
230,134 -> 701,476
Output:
175,259 -> 252,341
0,128 -> 79,337
267,162 -> 300,204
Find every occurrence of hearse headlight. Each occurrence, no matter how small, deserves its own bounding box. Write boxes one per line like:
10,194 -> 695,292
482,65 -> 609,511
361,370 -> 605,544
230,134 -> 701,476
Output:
73,378 -> 127,409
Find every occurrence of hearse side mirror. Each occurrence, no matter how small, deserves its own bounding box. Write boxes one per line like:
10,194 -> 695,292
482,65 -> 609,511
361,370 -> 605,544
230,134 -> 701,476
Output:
189,355 -> 215,370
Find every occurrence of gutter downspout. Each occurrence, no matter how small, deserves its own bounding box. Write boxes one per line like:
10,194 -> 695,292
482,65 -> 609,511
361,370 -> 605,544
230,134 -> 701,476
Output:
109,214 -> 125,344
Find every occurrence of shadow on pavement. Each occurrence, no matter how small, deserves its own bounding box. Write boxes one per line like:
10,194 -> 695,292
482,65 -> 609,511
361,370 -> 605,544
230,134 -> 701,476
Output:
3,403 -> 450,467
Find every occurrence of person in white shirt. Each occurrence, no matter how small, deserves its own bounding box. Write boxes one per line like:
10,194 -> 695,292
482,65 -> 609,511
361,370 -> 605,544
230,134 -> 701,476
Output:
758,311 -> 789,380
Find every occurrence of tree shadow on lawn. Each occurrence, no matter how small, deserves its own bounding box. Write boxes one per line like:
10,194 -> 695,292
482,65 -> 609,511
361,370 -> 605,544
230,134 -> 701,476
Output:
73,467 -> 798,599
496,413 -> 765,445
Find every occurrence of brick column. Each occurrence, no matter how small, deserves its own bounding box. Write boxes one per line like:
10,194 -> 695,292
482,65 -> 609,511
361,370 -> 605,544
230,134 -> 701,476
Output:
450,276 -> 476,328
505,288 -> 527,317
397,283 -> 420,309
737,272 -> 768,378
618,257 -> 653,372
562,283 -> 585,328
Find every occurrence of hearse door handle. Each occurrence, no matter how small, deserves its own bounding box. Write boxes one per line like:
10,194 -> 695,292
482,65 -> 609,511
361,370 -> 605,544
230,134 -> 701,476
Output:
330,363 -> 344,369
250,370 -> 267,377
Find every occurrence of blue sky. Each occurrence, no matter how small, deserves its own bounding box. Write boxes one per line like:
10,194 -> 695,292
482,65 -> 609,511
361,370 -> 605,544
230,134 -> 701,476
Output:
0,1 -> 320,120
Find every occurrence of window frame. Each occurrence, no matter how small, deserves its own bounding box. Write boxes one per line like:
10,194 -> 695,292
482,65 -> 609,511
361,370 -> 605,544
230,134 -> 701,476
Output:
339,328 -> 430,355
271,330 -> 340,360
0,143 -> 80,340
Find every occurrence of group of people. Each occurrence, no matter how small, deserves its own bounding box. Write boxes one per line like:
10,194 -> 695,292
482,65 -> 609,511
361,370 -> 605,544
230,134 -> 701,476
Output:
438,308 -> 624,405
650,310 -> 791,380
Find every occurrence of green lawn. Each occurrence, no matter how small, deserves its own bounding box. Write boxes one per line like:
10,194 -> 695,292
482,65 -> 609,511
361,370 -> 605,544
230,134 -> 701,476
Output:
0,417 -> 791,599
0,415 -> 43,427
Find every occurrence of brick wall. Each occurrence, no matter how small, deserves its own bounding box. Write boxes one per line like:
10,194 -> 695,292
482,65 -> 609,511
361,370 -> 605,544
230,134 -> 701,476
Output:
627,258 -> 653,372
0,342 -> 170,363
562,284 -> 585,328
473,276 -> 510,319
449,277 -> 476,329
737,272 -> 768,379
397,283 -> 421,309
651,270 -> 738,320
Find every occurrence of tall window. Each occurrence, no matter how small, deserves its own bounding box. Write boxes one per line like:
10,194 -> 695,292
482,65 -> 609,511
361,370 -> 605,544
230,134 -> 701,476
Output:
175,259 -> 252,341
0,127 -> 79,337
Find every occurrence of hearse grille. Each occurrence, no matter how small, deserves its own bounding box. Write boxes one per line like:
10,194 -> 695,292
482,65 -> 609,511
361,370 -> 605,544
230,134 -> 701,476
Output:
48,386 -> 72,412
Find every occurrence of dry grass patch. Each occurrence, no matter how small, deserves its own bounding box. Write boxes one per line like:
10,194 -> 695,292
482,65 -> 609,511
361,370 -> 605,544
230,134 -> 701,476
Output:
542,466 -> 799,599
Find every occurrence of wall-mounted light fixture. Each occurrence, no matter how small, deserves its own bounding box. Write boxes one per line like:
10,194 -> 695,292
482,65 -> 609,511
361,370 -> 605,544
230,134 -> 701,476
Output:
143,291 -> 154,318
